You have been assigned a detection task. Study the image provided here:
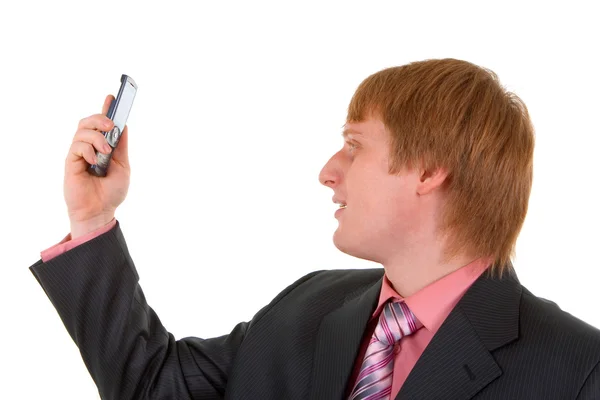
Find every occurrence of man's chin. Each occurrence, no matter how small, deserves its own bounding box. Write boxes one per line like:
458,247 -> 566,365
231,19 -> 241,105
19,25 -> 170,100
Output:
333,231 -> 360,256
332,230 -> 349,252
333,230 -> 381,264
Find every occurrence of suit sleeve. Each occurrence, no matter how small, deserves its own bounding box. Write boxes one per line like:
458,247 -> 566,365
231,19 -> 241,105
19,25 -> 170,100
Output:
577,360 -> 600,399
30,220 -> 246,400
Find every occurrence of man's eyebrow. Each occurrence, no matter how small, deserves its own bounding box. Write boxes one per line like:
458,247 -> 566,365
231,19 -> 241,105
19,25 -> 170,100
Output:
341,129 -> 363,139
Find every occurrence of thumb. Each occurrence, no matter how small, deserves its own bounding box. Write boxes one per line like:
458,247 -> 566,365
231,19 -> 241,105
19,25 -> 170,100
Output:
111,124 -> 129,168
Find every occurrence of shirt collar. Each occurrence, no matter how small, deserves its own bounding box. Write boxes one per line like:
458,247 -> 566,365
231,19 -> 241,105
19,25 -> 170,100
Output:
371,257 -> 491,334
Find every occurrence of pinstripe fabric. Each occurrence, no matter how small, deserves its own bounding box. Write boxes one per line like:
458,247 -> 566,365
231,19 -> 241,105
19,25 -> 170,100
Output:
29,221 -> 600,399
349,301 -> 422,400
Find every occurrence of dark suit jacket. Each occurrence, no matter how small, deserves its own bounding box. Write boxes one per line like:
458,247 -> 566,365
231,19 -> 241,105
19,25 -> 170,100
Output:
30,221 -> 600,399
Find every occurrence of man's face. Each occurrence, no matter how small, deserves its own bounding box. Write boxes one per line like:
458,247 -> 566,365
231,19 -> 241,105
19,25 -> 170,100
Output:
319,118 -> 426,264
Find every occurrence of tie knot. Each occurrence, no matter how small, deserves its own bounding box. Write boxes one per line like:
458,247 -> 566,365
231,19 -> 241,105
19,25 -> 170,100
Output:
373,300 -> 422,346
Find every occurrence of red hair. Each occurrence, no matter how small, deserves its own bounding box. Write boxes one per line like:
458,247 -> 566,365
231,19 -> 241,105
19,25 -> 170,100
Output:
347,59 -> 535,277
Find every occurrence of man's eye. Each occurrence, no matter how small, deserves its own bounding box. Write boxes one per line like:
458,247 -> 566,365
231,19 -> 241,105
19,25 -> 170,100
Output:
346,141 -> 357,152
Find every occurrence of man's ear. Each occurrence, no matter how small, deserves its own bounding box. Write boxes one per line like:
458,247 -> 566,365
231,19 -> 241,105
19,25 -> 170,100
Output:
416,167 -> 449,196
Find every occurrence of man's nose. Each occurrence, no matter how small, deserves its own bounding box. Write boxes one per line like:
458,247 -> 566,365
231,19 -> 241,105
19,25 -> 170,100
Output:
319,153 -> 340,188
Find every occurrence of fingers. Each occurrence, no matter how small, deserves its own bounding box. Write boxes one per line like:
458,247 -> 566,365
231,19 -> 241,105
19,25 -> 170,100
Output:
78,113 -> 113,132
68,141 -> 100,166
67,129 -> 112,165
102,94 -> 114,116
67,94 -> 129,168
111,125 -> 129,167
77,94 -> 114,130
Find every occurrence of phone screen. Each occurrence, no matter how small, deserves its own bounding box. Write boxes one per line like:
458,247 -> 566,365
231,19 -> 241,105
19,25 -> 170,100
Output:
108,76 -> 137,137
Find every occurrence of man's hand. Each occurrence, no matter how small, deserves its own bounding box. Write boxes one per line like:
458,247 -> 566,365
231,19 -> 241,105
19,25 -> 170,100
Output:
64,95 -> 131,238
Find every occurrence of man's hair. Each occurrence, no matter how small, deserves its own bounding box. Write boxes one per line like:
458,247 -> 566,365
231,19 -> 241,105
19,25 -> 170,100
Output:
347,58 -> 535,278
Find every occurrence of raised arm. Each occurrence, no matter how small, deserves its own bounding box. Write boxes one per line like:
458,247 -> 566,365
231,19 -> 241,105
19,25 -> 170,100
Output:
31,96 -> 244,399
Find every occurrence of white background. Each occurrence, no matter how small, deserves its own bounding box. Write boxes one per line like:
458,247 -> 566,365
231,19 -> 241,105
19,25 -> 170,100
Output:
1,1 -> 599,398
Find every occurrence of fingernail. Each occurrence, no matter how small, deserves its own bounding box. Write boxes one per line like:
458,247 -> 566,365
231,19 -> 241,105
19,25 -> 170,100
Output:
103,144 -> 112,153
105,120 -> 112,127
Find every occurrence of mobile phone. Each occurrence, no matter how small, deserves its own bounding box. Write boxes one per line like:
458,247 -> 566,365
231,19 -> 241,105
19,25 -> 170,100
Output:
88,74 -> 137,177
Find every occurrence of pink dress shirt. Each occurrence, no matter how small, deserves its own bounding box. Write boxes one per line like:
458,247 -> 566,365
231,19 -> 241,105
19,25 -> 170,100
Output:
41,221 -> 490,399
346,257 -> 491,398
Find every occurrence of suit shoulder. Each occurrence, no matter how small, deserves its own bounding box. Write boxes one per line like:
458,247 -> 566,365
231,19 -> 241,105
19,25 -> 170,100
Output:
247,268 -> 384,332
281,268 -> 383,299
260,268 -> 383,305
261,268 -> 383,311
520,287 -> 600,356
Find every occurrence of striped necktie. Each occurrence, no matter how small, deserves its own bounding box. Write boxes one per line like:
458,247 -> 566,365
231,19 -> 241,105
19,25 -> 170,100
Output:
348,300 -> 423,400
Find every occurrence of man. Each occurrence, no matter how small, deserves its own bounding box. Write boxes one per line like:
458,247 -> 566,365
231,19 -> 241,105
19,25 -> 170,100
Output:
30,58 -> 600,399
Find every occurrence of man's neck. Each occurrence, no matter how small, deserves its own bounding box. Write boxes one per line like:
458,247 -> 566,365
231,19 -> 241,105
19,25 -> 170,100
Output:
383,255 -> 481,297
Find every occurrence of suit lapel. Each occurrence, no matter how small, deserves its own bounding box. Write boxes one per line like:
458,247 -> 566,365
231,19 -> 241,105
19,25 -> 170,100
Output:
309,276 -> 383,399
396,267 -> 522,400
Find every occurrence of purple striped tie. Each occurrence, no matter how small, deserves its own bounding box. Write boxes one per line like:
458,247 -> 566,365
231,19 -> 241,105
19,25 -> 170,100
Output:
348,300 -> 423,400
